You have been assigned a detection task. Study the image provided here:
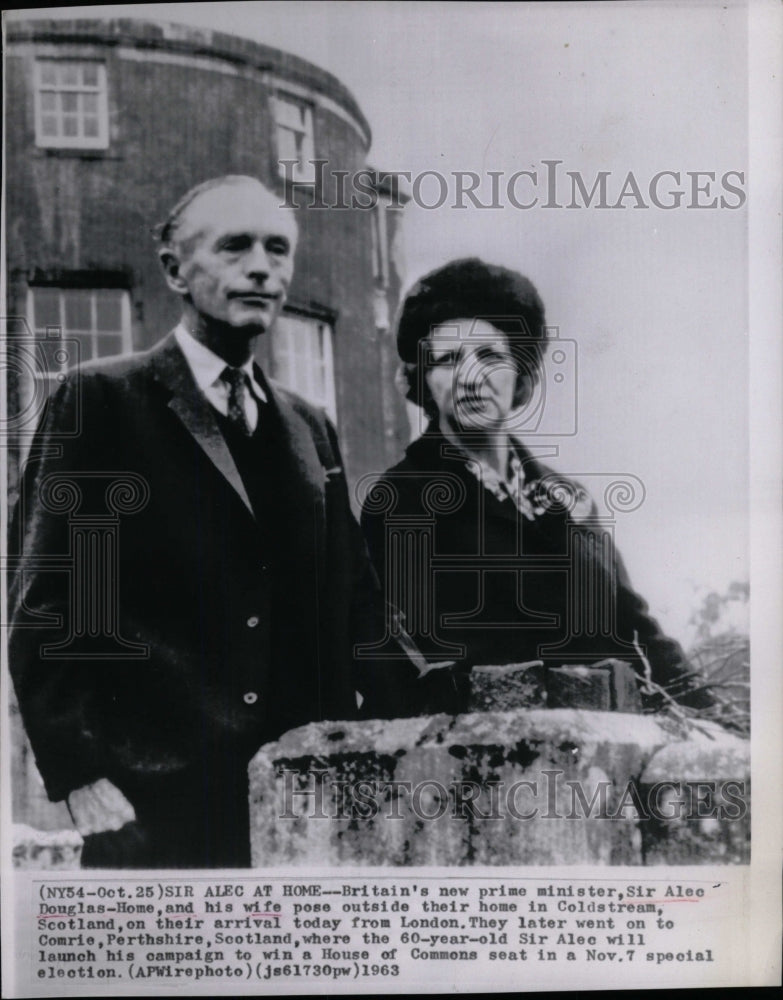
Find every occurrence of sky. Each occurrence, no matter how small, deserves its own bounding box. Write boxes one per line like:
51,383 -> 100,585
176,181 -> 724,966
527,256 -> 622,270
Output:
7,2 -> 753,645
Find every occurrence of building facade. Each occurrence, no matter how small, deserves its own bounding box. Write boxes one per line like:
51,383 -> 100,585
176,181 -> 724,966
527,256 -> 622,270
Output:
5,16 -> 411,831
5,17 -> 410,504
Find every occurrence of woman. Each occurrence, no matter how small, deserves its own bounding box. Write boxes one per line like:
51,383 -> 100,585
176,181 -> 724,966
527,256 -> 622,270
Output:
360,258 -> 710,714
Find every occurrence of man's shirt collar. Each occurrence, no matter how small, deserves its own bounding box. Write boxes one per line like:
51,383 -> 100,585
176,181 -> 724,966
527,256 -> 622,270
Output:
174,323 -> 267,402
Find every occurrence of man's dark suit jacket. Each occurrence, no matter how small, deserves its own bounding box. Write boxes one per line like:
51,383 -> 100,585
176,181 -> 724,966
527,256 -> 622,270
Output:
9,333 -> 391,867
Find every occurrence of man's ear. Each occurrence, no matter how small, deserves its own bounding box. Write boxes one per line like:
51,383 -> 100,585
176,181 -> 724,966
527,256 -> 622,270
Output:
158,247 -> 190,295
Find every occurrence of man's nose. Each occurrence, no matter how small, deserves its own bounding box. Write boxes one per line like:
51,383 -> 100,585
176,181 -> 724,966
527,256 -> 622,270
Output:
244,243 -> 271,279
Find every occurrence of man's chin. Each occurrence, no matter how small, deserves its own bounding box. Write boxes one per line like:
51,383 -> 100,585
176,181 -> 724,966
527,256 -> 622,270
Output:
225,310 -> 273,336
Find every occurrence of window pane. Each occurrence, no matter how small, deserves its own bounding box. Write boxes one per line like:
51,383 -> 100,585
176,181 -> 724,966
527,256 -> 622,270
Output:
61,64 -> 79,86
96,335 -> 123,358
35,340 -> 66,374
71,333 -> 95,362
95,291 -> 122,331
277,127 -> 298,164
276,98 -> 305,129
39,63 -> 57,86
36,61 -> 107,149
271,315 -> 336,420
31,288 -> 129,367
32,289 -> 61,328
370,212 -> 380,278
64,291 -> 92,330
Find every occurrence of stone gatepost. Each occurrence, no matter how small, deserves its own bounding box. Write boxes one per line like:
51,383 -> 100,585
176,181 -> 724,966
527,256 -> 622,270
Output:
248,666 -> 749,866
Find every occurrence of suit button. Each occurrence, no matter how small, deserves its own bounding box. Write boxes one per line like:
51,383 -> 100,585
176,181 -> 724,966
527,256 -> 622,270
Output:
247,615 -> 260,628
243,691 -> 258,705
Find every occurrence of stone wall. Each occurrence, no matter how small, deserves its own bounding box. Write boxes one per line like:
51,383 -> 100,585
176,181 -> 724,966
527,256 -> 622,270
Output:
12,704 -> 749,869
249,708 -> 749,867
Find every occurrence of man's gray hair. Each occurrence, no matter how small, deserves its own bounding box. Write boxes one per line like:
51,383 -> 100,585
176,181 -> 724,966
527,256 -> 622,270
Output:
154,175 -> 276,248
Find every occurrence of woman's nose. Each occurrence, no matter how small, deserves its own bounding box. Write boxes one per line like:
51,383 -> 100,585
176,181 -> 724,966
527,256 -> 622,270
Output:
455,348 -> 484,386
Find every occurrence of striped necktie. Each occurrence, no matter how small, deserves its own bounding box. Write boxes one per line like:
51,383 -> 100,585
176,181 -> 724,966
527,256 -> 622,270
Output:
221,366 -> 253,437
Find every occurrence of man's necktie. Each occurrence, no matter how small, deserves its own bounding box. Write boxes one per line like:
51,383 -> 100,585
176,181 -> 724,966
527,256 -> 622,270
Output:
221,366 -> 253,437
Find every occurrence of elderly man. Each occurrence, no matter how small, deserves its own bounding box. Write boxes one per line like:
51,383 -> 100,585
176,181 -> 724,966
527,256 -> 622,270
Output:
9,175 -> 390,867
361,257 -> 713,714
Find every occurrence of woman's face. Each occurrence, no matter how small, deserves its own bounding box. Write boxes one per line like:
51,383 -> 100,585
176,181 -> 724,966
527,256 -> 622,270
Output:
424,318 -> 519,434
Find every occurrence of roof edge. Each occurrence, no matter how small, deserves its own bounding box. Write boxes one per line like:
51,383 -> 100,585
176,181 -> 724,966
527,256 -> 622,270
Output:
6,16 -> 372,151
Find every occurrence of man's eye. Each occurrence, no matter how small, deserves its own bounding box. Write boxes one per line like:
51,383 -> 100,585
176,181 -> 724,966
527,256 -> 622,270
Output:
266,238 -> 290,256
430,352 -> 457,367
220,237 -> 251,253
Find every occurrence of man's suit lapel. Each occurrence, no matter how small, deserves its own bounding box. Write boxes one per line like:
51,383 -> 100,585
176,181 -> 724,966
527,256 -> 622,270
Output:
259,370 -> 328,554
149,333 -> 254,516
263,383 -> 327,507
147,334 -> 328,533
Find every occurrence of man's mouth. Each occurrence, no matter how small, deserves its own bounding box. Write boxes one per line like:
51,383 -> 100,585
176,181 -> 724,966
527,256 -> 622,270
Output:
229,291 -> 279,305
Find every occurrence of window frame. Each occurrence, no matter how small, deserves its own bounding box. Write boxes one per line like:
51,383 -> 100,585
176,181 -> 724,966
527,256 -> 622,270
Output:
268,310 -> 338,423
26,286 -> 133,380
371,202 -> 390,288
273,91 -> 316,185
33,58 -> 110,150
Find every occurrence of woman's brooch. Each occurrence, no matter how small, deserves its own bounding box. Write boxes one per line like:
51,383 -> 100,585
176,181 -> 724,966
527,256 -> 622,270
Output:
521,477 -> 594,524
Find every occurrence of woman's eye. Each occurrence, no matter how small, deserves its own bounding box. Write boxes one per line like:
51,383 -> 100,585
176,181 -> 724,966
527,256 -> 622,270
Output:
480,348 -> 514,364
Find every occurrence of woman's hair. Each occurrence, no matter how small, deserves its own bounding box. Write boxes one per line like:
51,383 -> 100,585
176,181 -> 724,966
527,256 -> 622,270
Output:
395,257 -> 548,418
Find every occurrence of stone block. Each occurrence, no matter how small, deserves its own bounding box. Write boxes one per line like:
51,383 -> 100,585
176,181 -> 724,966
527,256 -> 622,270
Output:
467,661 -> 547,711
546,664 -> 612,710
638,720 -> 750,864
12,824 -> 83,869
249,709 -> 670,867
601,658 -> 644,713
